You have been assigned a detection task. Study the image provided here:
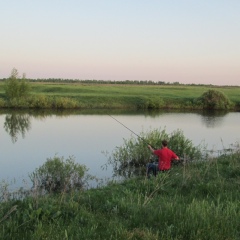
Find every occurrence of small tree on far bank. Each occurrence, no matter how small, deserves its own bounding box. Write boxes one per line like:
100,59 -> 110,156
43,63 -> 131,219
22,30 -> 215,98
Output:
198,89 -> 233,110
4,68 -> 31,101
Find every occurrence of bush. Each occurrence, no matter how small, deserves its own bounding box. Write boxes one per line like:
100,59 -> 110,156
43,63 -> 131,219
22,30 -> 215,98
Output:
29,156 -> 89,193
107,128 -> 204,178
198,89 -> 233,110
27,95 -> 79,109
27,95 -> 52,108
52,97 -> 79,109
137,97 -> 164,109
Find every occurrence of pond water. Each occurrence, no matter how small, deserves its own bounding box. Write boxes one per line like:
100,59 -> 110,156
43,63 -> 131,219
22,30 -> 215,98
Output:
0,109 -> 239,189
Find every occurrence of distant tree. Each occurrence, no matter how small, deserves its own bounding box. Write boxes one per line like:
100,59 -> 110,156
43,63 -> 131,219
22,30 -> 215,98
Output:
173,81 -> 180,85
4,68 -> 31,101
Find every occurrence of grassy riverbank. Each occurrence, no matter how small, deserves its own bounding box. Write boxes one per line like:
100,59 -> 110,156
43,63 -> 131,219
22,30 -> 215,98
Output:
0,150 -> 239,239
0,81 -> 240,109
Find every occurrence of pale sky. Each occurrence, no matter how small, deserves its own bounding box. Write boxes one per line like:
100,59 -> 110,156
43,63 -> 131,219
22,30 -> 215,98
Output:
1,0 -> 240,85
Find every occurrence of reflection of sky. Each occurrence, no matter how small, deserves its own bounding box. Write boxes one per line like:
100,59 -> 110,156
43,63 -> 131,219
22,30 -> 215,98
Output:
0,112 -> 239,189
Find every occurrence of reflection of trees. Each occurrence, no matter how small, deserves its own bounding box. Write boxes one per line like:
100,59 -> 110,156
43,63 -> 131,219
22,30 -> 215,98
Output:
4,114 -> 31,143
201,110 -> 228,128
2,109 -> 84,143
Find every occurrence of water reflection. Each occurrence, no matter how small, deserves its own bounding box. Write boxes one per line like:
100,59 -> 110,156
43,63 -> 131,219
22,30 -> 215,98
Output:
2,109 -> 84,143
201,110 -> 228,128
1,109 -> 161,143
4,113 -> 31,143
0,109 -> 234,144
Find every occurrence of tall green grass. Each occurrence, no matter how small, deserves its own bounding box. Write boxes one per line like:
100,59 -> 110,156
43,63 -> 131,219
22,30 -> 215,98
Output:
0,146 -> 239,239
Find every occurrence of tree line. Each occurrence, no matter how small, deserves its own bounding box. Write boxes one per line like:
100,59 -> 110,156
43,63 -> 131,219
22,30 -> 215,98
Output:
1,76 -> 214,86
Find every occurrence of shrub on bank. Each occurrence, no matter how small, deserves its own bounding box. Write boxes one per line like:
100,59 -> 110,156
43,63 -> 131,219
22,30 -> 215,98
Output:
28,95 -> 52,108
29,156 -> 89,194
51,97 -> 79,109
106,128 -> 204,178
197,89 -> 233,110
137,97 -> 164,109
1,95 -> 81,109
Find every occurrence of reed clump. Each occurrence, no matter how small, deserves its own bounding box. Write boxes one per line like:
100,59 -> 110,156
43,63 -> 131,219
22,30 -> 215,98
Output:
106,128 -> 205,178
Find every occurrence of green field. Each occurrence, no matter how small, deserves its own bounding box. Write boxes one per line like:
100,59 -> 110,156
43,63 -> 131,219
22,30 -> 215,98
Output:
25,82 -> 240,102
0,81 -> 239,109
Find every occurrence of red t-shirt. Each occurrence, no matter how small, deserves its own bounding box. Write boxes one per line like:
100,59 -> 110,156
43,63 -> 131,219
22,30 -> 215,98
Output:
153,147 -> 178,170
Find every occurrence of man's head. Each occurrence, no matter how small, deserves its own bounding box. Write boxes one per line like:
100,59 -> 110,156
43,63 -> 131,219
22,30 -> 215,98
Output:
162,140 -> 168,147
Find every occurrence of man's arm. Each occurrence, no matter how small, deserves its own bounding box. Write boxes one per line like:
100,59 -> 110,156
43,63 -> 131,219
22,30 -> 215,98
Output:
148,145 -> 155,153
173,152 -> 179,160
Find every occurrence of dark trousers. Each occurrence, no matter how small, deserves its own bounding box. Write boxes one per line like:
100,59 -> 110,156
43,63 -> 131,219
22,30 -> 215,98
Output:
146,162 -> 158,177
146,162 -> 168,177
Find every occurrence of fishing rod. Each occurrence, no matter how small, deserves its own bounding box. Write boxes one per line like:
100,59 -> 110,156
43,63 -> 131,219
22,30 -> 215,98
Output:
108,114 -> 155,148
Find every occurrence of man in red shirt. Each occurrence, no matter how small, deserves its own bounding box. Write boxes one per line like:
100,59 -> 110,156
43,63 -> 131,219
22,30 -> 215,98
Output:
147,140 -> 179,176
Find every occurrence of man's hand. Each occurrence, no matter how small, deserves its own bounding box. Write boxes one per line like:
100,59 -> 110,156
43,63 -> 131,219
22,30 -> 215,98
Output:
148,145 -> 155,153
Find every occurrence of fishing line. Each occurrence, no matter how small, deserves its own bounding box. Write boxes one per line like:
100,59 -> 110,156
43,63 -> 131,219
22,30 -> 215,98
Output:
108,114 -> 154,148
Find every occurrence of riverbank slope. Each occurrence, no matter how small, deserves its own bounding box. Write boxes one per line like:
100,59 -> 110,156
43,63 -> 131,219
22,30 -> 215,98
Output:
0,81 -> 239,110
0,150 -> 239,239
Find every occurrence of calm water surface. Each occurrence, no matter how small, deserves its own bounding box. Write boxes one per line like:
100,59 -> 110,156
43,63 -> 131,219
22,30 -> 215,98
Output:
0,110 -> 239,188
